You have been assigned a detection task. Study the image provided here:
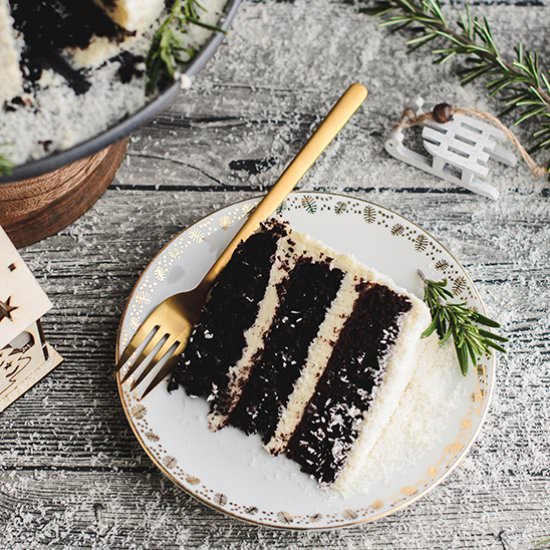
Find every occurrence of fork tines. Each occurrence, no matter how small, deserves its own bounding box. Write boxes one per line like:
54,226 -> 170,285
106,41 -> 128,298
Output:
117,325 -> 181,398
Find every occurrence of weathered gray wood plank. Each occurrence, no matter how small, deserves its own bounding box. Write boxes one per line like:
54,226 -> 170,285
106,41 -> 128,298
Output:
0,470 -> 548,549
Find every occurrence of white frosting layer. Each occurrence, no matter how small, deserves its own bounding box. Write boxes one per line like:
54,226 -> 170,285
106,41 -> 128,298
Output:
265,270 -> 359,455
208,236 -> 297,431
94,0 -> 165,32
0,0 -> 23,104
331,277 -> 430,493
68,36 -> 128,69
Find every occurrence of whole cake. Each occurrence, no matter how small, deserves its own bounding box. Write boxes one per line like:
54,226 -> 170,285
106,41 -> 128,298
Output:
0,0 -> 225,165
171,220 -> 431,492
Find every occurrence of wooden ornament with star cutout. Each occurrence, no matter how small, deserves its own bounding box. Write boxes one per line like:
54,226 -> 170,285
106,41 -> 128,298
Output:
0,226 -> 63,413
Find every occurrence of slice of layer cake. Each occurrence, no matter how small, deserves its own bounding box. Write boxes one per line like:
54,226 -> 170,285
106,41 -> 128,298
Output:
172,220 -> 430,492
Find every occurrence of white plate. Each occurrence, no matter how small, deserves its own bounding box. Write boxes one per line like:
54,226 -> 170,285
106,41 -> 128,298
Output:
116,192 -> 494,529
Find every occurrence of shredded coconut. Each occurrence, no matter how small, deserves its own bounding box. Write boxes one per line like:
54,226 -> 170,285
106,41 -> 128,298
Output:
357,334 -> 468,490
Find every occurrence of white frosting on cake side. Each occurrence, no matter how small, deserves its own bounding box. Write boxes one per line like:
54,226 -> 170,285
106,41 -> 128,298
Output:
0,0 -> 23,104
331,284 -> 431,493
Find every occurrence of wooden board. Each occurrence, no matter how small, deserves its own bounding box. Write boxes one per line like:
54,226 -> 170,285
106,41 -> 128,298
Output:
0,140 -> 128,249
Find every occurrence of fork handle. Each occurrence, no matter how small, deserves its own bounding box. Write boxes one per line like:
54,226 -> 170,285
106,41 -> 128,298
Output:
199,82 -> 368,288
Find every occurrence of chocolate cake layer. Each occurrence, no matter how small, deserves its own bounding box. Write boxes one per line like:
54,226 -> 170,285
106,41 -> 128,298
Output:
228,259 -> 344,441
171,223 -> 287,400
286,282 -> 412,484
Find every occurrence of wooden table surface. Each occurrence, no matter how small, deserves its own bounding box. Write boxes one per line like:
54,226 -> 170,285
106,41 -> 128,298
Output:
1,1 -> 549,548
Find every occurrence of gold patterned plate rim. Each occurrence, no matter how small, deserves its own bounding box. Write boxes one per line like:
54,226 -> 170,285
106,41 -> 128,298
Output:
116,191 -> 495,530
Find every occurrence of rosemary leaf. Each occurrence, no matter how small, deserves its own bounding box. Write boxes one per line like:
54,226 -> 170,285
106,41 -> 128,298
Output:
145,0 -> 224,95
419,272 -> 508,375
0,153 -> 13,176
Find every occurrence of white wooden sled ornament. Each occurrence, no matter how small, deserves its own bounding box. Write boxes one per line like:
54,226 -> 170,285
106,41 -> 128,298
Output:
0,226 -> 63,413
385,97 -> 517,200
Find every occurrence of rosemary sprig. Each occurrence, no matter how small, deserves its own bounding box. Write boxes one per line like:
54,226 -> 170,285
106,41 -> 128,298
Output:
419,272 -> 507,375
146,0 -> 224,95
364,0 -> 550,160
0,152 -> 13,176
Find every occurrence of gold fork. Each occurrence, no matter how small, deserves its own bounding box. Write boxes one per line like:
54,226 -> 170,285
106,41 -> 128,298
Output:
116,83 -> 368,398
